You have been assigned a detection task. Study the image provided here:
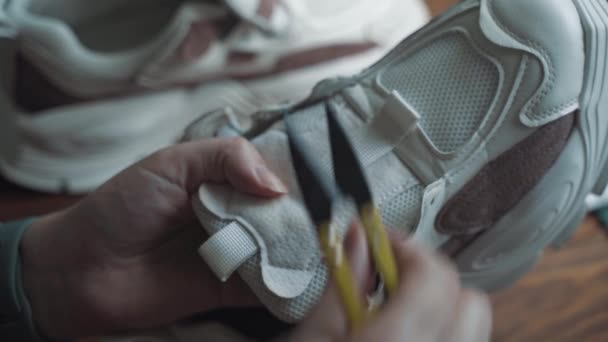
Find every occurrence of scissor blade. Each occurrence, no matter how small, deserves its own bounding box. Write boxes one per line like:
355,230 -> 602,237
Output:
284,110 -> 336,224
285,110 -> 367,329
325,102 -> 372,208
326,102 -> 399,294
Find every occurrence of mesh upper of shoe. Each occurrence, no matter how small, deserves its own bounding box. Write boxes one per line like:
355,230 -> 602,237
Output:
378,31 -> 499,153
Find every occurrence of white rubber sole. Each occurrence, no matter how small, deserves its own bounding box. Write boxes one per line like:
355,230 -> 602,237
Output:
455,0 -> 608,291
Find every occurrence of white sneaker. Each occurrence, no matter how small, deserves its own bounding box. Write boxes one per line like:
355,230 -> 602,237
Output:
190,0 -> 608,325
0,0 -> 430,193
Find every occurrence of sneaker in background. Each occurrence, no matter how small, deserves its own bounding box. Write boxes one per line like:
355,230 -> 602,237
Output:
0,0 -> 430,193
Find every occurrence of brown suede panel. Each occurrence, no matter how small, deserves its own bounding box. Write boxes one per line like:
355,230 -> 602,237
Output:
436,113 -> 575,236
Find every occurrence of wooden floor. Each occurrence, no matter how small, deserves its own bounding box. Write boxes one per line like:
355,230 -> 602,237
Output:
492,218 -> 608,342
1,1 -> 607,340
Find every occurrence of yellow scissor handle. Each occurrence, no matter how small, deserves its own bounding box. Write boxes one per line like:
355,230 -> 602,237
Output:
360,204 -> 399,295
319,222 -> 367,330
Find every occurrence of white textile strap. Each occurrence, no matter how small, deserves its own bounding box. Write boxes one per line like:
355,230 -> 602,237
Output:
198,222 -> 258,282
0,0 -> 16,39
377,91 -> 446,184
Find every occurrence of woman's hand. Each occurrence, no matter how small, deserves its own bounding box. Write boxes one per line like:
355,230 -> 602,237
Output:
290,227 -> 493,342
19,138 -> 287,339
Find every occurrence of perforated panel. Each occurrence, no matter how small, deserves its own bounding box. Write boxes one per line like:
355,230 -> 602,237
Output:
195,208 -> 328,322
380,184 -> 424,232
379,32 -> 499,152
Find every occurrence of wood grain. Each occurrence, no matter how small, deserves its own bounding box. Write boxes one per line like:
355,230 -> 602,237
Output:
491,218 -> 608,342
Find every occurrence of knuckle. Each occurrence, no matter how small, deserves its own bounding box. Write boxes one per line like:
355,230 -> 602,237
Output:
406,244 -> 461,298
404,243 -> 435,277
152,145 -> 179,164
413,243 -> 459,285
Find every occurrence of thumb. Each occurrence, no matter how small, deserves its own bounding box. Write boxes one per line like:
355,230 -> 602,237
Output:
145,137 -> 287,196
290,224 -> 373,341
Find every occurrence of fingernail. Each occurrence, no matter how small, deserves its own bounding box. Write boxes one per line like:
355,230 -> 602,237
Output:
255,165 -> 288,194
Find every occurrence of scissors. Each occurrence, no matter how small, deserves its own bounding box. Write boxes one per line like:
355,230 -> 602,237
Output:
284,101 -> 399,330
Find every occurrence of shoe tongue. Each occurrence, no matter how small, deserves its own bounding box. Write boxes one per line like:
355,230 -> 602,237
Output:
222,0 -> 289,35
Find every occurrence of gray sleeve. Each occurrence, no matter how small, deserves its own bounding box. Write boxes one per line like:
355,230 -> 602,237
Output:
0,218 -> 49,341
